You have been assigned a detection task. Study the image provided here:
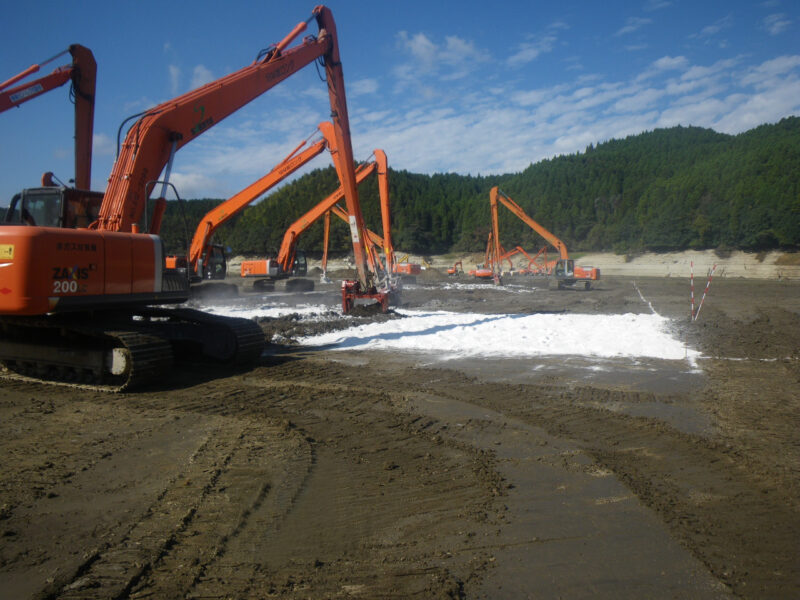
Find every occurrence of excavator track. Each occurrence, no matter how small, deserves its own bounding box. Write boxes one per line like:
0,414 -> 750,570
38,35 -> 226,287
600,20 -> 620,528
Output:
0,317 -> 174,392
0,308 -> 265,392
134,307 -> 265,365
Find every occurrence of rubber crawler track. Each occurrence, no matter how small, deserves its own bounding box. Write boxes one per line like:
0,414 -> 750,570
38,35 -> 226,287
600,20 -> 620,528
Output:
0,308 -> 265,392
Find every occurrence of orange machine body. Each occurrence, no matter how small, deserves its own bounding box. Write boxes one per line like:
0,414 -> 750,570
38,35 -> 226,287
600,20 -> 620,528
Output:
394,262 -> 421,276
0,226 -> 180,315
240,259 -> 280,278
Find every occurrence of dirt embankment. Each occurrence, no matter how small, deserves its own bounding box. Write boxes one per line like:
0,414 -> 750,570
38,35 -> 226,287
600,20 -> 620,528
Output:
1,272 -> 798,599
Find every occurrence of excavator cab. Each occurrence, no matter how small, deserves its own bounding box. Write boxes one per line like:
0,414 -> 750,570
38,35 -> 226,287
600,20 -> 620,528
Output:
204,244 -> 228,280
292,250 -> 308,276
5,187 -> 102,229
554,259 -> 574,277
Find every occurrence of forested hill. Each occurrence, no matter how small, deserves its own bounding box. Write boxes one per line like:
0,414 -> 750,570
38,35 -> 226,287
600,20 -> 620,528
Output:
158,117 -> 800,257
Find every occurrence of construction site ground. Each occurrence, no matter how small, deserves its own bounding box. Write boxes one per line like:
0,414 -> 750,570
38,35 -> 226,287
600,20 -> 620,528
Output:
1,265 -> 798,599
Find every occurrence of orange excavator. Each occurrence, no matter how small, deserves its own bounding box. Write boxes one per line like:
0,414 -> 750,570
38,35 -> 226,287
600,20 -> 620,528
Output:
447,261 -> 463,276
489,186 -> 600,289
168,122 -> 341,282
238,150 -> 386,287
243,150 -> 398,312
0,6 -> 369,390
318,150 -> 418,283
2,45 -> 99,226
468,232 -> 498,280
316,150 -> 419,284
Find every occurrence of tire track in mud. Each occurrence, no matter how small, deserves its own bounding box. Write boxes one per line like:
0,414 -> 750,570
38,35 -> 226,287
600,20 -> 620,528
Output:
44,371 -> 505,598
54,419 -> 282,599
375,367 -> 798,599
123,421 -> 313,599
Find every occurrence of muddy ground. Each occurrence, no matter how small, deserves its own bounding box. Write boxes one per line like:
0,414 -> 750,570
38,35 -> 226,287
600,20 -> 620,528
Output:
1,269 -> 798,599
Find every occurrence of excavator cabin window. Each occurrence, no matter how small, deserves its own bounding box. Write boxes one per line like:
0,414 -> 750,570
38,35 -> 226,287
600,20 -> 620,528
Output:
5,189 -> 63,227
3,188 -> 103,228
293,250 -> 308,276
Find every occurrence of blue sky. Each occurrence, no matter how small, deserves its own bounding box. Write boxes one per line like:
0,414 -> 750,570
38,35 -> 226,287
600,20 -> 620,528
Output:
1,1 -> 798,204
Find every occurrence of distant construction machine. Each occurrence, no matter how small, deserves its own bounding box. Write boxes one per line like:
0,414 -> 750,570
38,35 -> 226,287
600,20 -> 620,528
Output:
175,122 -> 344,287
243,149 -> 400,312
489,187 -> 600,289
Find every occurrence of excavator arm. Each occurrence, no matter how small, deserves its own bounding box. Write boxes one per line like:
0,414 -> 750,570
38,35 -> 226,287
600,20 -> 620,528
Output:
374,150 -> 394,275
276,158 -> 378,273
1,44 -> 96,190
489,187 -> 569,268
186,122 -> 339,279
97,4 -> 369,294
329,201 -> 386,272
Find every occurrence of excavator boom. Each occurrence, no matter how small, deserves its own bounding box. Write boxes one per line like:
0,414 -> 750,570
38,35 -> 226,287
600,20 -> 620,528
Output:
490,187 -> 568,267
1,44 -> 96,190
97,5 -> 365,270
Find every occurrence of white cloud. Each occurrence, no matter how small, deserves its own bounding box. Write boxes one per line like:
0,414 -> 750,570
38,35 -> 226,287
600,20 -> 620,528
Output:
653,55 -> 689,71
762,13 -> 791,35
740,55 -> 800,87
168,64 -> 180,95
612,88 -> 665,113
394,31 -> 489,87
637,55 -> 689,81
350,78 -> 379,96
643,0 -> 672,11
399,31 -> 438,66
680,57 -> 739,82
510,83 -> 571,107
167,171 -> 229,200
126,39 -> 800,199
692,15 -> 733,39
507,33 -> 558,67
122,96 -> 155,113
190,65 -> 214,89
658,96 -> 728,128
300,85 -> 329,102
354,109 -> 392,124
713,78 -> 800,133
615,17 -> 653,36
92,133 -> 116,157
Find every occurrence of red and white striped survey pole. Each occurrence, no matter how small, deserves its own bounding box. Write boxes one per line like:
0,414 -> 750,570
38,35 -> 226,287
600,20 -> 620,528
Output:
690,261 -> 695,320
693,264 -> 717,322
